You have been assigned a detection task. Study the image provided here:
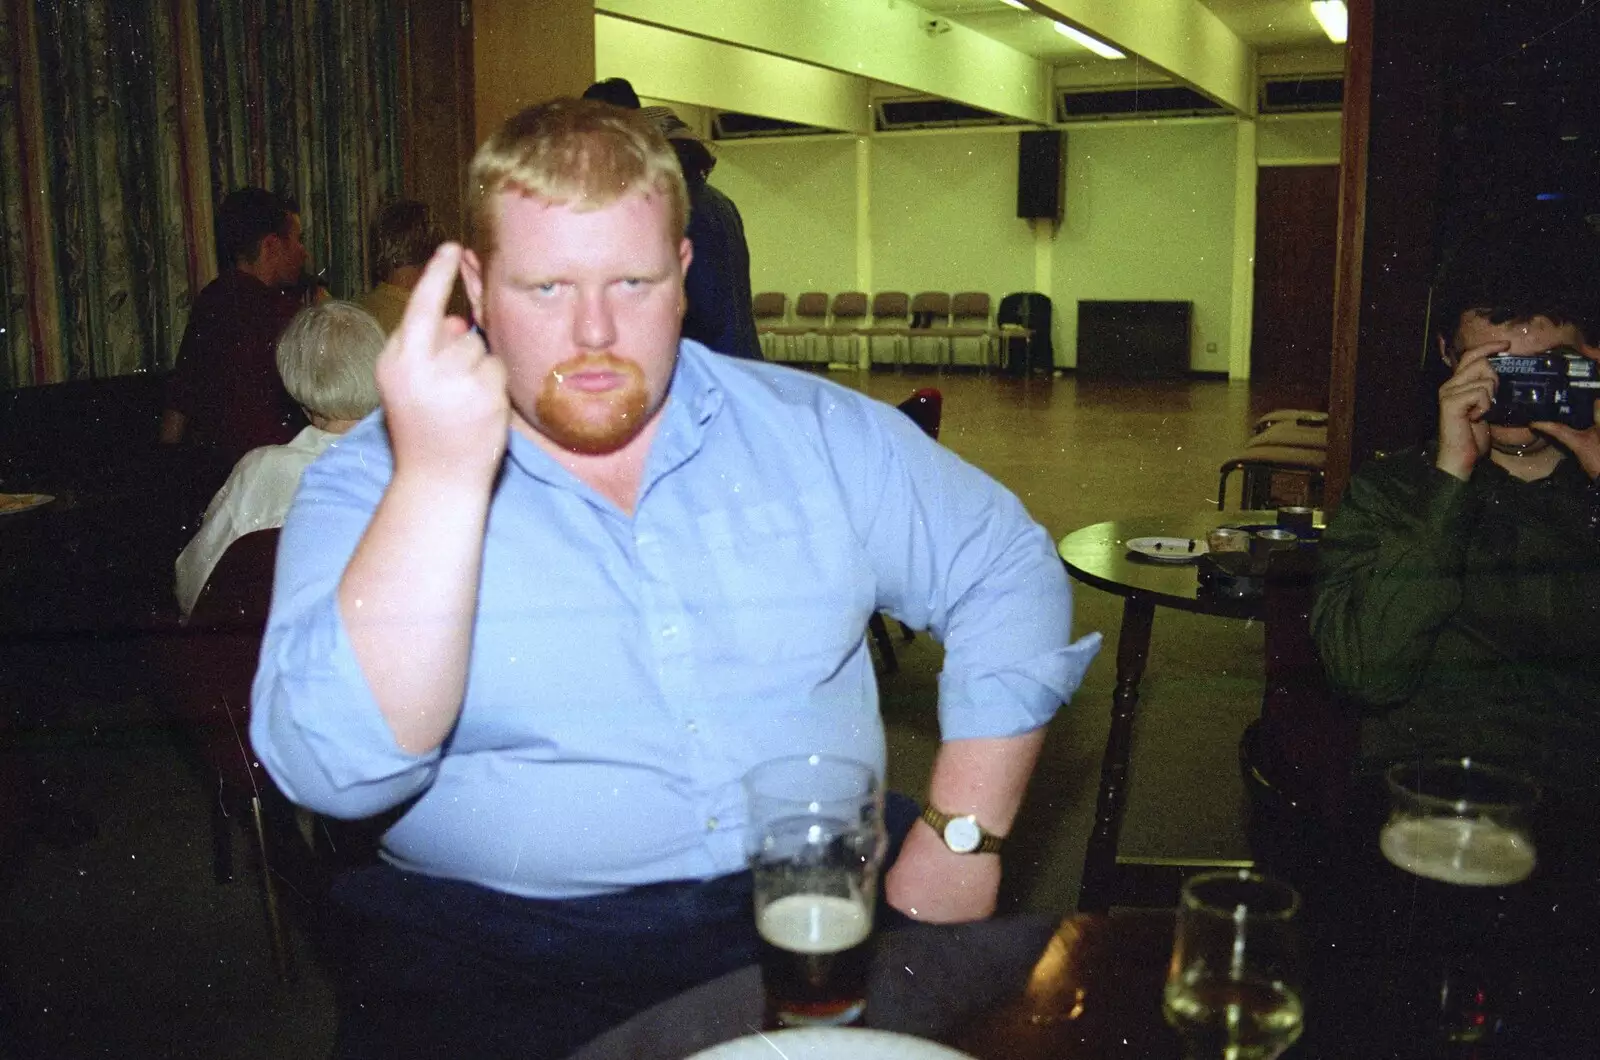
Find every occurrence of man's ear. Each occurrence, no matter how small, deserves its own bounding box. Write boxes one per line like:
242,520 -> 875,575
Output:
678,236 -> 693,279
1437,334 -> 1455,369
461,247 -> 486,323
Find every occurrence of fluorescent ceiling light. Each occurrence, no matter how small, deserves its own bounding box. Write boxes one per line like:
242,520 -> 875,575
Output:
1053,22 -> 1126,60
999,0 -> 1028,8
1309,0 -> 1348,44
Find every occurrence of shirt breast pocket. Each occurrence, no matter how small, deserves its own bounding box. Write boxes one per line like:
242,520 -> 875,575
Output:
690,490 -> 873,672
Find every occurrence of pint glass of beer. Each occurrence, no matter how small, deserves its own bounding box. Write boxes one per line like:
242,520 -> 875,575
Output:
1378,758 -> 1539,1046
743,754 -> 885,1028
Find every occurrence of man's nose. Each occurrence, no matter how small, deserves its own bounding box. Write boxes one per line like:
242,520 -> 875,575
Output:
574,289 -> 616,350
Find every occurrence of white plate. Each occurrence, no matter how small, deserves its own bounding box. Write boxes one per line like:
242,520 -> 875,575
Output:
1126,535 -> 1206,562
0,493 -> 53,517
684,1028 -> 977,1060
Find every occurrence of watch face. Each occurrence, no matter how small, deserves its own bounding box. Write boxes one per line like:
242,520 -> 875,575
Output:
944,815 -> 981,854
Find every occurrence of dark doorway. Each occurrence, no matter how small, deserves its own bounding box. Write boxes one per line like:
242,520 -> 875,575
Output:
1251,165 -> 1339,408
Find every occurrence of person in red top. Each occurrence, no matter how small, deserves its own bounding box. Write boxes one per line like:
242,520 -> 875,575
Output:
160,188 -> 312,479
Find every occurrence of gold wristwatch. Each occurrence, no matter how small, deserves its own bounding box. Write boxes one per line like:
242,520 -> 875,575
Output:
920,804 -> 1005,855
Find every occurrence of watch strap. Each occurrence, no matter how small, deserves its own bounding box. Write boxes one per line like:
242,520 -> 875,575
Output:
920,804 -> 1005,855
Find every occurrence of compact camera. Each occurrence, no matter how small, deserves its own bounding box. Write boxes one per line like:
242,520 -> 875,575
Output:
1485,347 -> 1600,430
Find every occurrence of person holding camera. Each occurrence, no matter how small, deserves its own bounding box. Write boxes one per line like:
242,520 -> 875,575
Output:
1312,225 -> 1600,804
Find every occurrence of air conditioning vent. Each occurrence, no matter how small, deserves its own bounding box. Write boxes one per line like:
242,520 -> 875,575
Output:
1056,85 -> 1225,122
875,97 -> 1019,131
1259,75 -> 1344,113
711,112 -> 835,140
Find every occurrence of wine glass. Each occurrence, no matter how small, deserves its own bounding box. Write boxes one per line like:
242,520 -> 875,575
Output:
1163,870 -> 1304,1060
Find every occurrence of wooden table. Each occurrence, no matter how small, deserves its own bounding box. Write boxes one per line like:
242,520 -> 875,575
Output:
569,911 -> 1183,1060
1058,512 -> 1293,912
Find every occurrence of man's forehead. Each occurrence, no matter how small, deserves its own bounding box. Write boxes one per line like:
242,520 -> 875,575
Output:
1456,311 -> 1581,346
496,185 -> 662,215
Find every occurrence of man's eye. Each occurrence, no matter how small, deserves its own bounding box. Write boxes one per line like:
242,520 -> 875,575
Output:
620,278 -> 646,289
533,282 -> 559,295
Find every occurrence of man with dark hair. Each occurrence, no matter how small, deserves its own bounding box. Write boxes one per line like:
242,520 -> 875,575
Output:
1300,220 -> 1600,1055
643,106 -> 762,359
581,76 -> 642,109
359,199 -> 444,333
1314,218 -> 1600,799
160,187 -> 311,477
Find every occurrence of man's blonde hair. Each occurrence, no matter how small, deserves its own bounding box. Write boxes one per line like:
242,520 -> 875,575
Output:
467,98 -> 688,261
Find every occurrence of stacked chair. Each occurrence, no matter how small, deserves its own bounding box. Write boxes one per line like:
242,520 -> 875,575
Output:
1217,410 -> 1329,510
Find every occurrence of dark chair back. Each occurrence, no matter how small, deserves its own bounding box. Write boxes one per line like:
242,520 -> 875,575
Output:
793,292 -> 829,321
896,388 -> 942,441
166,529 -> 280,794
870,291 -> 910,323
996,292 -> 1054,374
829,291 -> 869,325
909,291 -> 951,329
751,292 -> 787,322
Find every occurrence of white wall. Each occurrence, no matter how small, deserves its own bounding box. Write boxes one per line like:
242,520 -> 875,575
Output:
716,139 -> 860,298
869,132 -> 1036,300
1055,122 -> 1239,371
715,113 -> 1335,374
1257,113 -> 1341,164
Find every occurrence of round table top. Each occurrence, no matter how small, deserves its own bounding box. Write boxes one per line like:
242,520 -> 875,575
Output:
1056,511 -> 1320,620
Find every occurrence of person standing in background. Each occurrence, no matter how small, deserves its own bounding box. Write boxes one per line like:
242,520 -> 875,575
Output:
644,106 -> 763,360
359,200 -> 445,334
160,188 -> 311,480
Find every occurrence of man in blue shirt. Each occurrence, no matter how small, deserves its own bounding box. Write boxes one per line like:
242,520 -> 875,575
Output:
251,99 -> 1098,1060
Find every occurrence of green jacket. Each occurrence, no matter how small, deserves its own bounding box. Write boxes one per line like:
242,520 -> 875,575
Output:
1312,444 -> 1600,797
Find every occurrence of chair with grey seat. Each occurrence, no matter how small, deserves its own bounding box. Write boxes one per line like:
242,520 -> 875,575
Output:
764,291 -> 828,362
859,291 -> 912,366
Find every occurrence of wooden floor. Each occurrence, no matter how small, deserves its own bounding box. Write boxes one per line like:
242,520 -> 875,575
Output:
835,368 -> 1294,914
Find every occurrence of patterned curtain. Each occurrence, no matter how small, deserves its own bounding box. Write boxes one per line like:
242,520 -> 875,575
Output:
0,0 -> 402,389
198,0 -> 402,301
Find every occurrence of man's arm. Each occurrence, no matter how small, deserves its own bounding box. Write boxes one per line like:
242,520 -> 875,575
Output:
1314,345 -> 1503,705
1312,455 -> 1472,706
823,395 -> 1099,921
337,244 -> 509,754
885,730 -> 1045,922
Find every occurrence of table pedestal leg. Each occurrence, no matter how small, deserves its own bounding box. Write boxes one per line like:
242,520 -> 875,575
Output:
1076,597 -> 1154,914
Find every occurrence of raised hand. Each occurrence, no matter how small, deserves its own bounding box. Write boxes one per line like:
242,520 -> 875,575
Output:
1531,347 -> 1600,479
375,243 -> 510,487
1435,343 -> 1507,481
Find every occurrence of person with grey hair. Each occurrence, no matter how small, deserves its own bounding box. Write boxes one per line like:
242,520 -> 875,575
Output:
360,199 -> 445,334
174,300 -> 384,618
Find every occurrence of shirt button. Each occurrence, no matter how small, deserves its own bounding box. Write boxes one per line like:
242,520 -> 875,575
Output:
686,720 -> 699,733
706,817 -> 720,831
661,624 -> 679,639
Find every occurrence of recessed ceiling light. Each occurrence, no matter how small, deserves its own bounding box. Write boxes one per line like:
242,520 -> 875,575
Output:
1309,1 -> 1348,44
999,0 -> 1028,8
1053,22 -> 1126,60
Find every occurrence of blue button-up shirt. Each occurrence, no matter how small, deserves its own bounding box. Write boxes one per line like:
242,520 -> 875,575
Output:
251,341 -> 1100,898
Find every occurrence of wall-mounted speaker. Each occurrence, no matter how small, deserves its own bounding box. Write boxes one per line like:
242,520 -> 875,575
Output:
1017,130 -> 1065,221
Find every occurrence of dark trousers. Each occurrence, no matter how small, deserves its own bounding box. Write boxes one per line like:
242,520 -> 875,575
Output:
329,791 -> 920,1060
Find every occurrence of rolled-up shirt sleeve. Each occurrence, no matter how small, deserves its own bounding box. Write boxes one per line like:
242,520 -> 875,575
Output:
249,419 -> 441,819
817,391 -> 1101,739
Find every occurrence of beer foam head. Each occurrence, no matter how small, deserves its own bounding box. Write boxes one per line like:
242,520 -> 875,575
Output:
1379,816 -> 1536,887
758,893 -> 871,954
